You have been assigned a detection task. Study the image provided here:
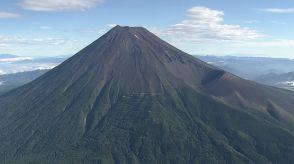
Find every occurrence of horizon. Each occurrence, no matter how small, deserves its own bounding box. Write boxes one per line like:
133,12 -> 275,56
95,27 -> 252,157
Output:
3,51 -> 294,60
0,0 -> 294,58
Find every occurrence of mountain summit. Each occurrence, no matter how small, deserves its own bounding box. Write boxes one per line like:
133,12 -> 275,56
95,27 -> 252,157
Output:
0,26 -> 293,163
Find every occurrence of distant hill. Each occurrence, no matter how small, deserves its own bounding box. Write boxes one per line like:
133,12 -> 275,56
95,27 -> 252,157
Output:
0,26 -> 293,163
0,69 -> 48,95
0,54 -> 66,95
255,72 -> 294,91
196,55 -> 294,79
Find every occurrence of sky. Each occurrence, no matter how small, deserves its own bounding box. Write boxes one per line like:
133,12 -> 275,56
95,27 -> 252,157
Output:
0,0 -> 294,58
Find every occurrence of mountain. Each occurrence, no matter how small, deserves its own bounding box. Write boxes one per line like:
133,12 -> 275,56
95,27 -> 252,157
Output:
0,70 -> 48,95
196,55 -> 294,79
256,72 -> 294,91
0,26 -> 293,163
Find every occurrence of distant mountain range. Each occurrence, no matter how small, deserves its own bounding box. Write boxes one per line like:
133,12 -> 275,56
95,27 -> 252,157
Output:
0,54 -> 66,75
0,26 -> 293,163
0,69 -> 48,95
196,55 -> 294,79
0,54 -> 66,95
197,55 -> 294,91
255,72 -> 294,91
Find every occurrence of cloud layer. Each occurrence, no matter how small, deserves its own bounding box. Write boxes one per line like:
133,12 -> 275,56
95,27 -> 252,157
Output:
259,8 -> 294,13
0,35 -> 68,46
20,0 -> 103,12
233,40 -> 294,47
0,57 -> 32,62
157,7 -> 261,42
0,55 -> 63,75
0,12 -> 20,19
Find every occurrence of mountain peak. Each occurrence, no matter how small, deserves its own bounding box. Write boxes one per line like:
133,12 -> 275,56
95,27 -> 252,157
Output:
66,25 -> 215,93
103,25 -> 149,43
112,25 -> 145,30
109,25 -> 146,35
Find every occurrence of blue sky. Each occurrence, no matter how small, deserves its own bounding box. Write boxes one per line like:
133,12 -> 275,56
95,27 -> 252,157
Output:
0,0 -> 294,58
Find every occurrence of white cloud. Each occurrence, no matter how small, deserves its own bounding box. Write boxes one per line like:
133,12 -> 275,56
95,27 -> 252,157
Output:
0,57 -> 33,63
20,0 -> 103,12
107,24 -> 117,28
278,81 -> 294,86
156,7 -> 261,42
1,63 -> 58,74
0,44 -> 9,48
0,35 -> 68,46
233,40 -> 294,47
0,12 -> 20,19
0,56 -> 61,75
0,70 -> 5,75
259,8 -> 294,13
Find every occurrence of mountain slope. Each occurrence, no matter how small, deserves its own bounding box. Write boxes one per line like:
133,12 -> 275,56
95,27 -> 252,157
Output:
0,26 -> 293,163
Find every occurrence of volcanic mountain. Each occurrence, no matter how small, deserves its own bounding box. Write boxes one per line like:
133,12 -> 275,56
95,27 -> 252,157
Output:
0,26 -> 293,163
